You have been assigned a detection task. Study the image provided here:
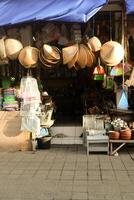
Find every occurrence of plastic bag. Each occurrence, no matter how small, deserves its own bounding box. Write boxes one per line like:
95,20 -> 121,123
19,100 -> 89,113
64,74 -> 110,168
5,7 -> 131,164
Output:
20,102 -> 40,116
20,77 -> 41,104
21,115 -> 40,136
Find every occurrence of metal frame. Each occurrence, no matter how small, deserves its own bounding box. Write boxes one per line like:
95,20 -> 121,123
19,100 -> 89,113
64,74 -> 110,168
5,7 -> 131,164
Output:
109,139 -> 134,155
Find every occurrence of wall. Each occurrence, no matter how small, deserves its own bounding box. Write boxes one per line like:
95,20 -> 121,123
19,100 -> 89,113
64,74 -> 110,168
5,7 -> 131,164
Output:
0,111 -> 31,151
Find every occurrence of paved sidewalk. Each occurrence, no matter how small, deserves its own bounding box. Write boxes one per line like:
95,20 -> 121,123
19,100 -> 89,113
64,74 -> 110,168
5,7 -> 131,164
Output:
0,145 -> 134,200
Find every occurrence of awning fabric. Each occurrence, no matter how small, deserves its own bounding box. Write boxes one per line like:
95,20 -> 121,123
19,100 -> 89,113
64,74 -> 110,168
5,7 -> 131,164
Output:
125,0 -> 134,14
0,0 -> 108,26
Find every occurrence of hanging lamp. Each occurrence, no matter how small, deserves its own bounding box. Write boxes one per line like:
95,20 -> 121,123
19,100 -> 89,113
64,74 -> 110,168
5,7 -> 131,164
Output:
110,64 -> 123,76
93,58 -> 105,80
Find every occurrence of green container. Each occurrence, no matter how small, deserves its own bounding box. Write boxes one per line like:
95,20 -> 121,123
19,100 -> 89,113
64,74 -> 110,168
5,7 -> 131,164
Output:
94,75 -> 104,81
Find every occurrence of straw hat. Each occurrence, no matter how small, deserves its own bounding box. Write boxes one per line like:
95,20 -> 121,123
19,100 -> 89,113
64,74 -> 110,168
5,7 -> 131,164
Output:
100,41 -> 124,66
43,44 -> 60,60
83,45 -> 95,68
18,46 -> 39,68
0,37 -> 7,59
62,44 -> 78,64
87,36 -> 102,52
67,51 -> 78,69
39,47 -> 61,69
5,38 -> 23,60
76,44 -> 87,68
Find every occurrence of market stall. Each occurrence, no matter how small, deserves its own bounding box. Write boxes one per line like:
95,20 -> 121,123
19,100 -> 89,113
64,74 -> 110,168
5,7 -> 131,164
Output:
0,0 -> 134,151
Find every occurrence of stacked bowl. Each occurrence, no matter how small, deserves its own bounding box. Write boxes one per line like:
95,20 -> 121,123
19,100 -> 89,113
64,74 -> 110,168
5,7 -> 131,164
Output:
39,44 -> 61,69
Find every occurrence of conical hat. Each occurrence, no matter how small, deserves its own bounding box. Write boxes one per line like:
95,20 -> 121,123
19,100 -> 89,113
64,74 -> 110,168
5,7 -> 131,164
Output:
5,38 -> 23,60
76,44 -> 87,68
87,36 -> 101,52
43,44 -> 60,60
100,41 -> 124,66
62,44 -> 78,64
18,46 -> 39,68
67,51 -> 78,69
39,49 -> 60,69
41,49 -> 59,65
83,45 -> 94,68
0,37 -> 7,59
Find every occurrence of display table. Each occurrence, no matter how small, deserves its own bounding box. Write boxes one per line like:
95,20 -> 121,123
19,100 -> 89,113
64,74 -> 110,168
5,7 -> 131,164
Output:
0,111 -> 31,151
109,139 -> 134,155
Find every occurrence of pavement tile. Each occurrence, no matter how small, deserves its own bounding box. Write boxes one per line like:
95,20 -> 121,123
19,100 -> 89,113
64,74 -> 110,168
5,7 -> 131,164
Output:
0,146 -> 133,200
54,191 -> 72,200
122,193 -> 134,200
101,170 -> 116,180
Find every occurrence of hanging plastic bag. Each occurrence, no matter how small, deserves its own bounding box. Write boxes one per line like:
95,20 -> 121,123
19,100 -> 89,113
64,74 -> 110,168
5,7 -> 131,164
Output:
21,115 -> 40,136
20,77 -> 41,104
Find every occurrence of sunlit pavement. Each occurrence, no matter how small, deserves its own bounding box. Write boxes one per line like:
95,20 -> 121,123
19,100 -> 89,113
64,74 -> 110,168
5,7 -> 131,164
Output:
0,145 -> 134,200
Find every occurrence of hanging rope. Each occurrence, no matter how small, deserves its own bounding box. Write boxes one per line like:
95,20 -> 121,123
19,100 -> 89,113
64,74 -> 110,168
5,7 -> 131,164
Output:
122,11 -> 125,90
109,10 -> 112,40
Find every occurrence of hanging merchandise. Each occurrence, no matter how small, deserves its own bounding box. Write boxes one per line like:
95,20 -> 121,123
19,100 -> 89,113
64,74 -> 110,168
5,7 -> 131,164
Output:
20,76 -> 41,104
93,58 -> 105,81
39,44 -> 61,69
100,10 -> 124,67
62,43 -> 96,69
62,44 -> 79,65
20,76 -> 41,137
0,37 -> 7,60
118,11 -> 129,109
18,46 -> 39,68
93,75 -> 104,81
117,89 -> 128,110
5,38 -> 23,60
21,115 -> 40,136
86,16 -> 102,52
87,36 -> 102,52
100,41 -> 124,66
110,64 -> 123,76
93,66 -> 105,75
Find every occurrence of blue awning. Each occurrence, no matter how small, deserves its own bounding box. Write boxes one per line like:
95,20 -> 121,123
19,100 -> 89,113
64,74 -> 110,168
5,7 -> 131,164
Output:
125,0 -> 134,14
0,0 -> 108,26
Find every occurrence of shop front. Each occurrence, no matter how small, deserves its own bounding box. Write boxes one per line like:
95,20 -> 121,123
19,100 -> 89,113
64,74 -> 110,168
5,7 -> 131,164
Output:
0,0 -> 134,152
